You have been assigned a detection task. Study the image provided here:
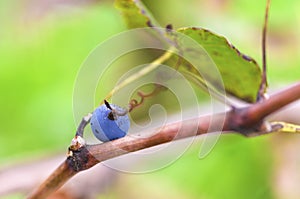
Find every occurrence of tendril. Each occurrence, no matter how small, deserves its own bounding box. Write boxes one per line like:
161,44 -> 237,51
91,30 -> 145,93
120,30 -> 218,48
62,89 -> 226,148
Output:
128,84 -> 166,112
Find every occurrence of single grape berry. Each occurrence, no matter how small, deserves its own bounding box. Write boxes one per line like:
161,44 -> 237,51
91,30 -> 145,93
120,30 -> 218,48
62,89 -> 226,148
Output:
90,102 -> 130,142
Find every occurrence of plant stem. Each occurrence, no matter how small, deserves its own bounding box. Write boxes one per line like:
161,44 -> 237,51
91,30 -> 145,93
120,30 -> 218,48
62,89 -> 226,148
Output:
27,81 -> 300,199
250,82 -> 300,120
104,47 -> 176,101
258,0 -> 271,100
27,161 -> 76,199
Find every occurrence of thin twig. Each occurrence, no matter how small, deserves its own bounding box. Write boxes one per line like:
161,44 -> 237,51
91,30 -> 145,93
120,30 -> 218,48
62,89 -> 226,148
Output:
104,47 -> 176,102
258,0 -> 271,101
27,81 -> 300,199
75,113 -> 92,137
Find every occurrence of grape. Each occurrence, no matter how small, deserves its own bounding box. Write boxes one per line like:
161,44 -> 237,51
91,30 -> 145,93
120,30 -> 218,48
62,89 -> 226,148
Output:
90,103 -> 130,142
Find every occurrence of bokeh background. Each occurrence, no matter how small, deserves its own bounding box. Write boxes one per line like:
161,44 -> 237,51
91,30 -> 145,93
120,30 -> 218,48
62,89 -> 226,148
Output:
1,0 -> 300,198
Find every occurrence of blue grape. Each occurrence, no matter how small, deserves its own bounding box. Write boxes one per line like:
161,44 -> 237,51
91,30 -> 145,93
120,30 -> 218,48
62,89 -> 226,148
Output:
90,102 -> 130,142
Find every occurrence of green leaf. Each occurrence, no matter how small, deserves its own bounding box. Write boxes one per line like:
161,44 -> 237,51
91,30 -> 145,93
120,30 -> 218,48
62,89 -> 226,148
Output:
174,28 -> 262,103
115,0 -> 159,28
115,0 -> 262,103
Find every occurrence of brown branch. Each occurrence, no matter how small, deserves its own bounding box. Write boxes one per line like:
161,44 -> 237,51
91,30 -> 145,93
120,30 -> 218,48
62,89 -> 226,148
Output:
27,161 -> 76,199
251,82 -> 300,120
27,147 -> 99,199
228,82 -> 300,133
27,82 -> 300,199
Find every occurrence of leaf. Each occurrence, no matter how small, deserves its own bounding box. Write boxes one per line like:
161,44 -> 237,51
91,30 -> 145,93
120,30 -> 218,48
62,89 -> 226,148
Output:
270,121 -> 300,133
115,0 -> 159,28
175,28 -> 262,103
115,0 -> 262,103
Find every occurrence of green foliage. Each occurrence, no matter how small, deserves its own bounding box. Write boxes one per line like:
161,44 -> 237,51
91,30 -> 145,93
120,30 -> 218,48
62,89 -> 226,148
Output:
115,0 -> 262,103
177,28 -> 261,102
114,0 -> 154,28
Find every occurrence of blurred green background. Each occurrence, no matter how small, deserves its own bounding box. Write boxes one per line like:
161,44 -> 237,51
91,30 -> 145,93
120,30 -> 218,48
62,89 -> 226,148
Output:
0,0 -> 300,198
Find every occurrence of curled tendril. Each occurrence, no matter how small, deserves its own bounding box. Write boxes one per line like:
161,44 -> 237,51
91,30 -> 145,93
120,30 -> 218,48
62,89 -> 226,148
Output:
128,84 -> 166,112
103,84 -> 166,118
